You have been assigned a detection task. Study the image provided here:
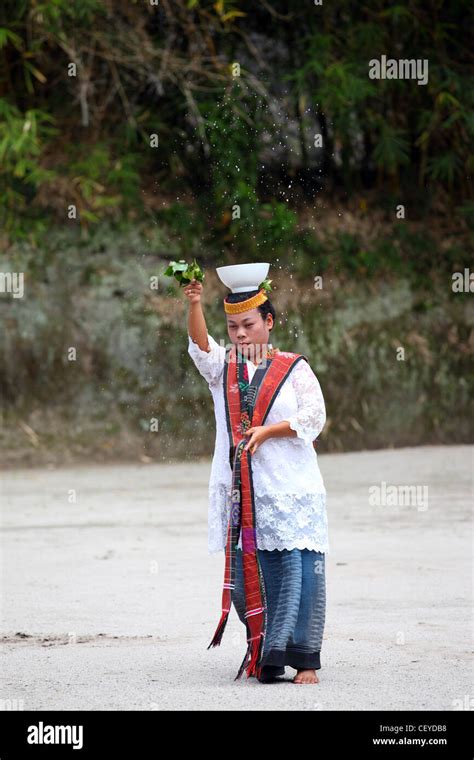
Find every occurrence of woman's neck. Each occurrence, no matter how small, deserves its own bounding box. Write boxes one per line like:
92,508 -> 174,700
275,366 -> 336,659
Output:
245,342 -> 274,366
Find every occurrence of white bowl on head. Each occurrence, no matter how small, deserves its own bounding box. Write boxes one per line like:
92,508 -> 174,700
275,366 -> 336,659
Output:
216,263 -> 269,293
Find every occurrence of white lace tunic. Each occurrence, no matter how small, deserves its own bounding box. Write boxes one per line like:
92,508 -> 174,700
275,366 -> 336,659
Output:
188,334 -> 330,555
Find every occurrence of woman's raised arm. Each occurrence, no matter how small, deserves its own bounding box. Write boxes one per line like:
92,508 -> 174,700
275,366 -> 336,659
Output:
184,279 -> 209,352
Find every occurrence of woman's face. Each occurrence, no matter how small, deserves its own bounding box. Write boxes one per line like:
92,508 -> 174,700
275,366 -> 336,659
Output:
226,308 -> 273,362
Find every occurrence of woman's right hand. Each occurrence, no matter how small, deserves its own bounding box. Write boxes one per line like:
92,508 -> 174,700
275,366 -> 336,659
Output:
183,279 -> 203,305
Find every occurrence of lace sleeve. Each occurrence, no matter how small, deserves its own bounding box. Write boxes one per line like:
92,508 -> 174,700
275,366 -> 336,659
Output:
188,333 -> 226,386
283,358 -> 326,444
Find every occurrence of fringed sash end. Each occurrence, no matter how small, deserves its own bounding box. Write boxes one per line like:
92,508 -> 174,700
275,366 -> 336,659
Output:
245,633 -> 265,678
234,641 -> 251,681
232,633 -> 265,681
207,609 -> 229,649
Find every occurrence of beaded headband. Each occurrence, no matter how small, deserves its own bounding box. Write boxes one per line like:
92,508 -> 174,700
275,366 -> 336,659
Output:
223,288 -> 268,315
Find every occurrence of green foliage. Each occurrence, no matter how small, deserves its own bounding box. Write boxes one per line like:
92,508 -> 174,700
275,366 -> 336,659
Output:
0,0 -> 469,260
258,203 -> 298,250
155,204 -> 209,257
64,143 -> 143,222
372,121 -> 410,173
199,89 -> 261,221
293,219 -> 465,286
0,98 -> 58,237
1,225 -> 472,462
32,0 -> 105,25
456,201 -> 474,231
164,258 -> 205,285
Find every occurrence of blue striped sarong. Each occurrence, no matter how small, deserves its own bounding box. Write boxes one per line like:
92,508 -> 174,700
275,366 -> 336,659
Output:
231,546 -> 326,681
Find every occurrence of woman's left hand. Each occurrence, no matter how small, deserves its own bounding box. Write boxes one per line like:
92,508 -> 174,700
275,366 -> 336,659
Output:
243,426 -> 269,454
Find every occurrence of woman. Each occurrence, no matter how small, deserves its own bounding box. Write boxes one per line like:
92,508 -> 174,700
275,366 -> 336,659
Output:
184,271 -> 329,685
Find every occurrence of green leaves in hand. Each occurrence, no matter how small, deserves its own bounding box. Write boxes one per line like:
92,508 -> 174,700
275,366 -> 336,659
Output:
163,258 -> 205,286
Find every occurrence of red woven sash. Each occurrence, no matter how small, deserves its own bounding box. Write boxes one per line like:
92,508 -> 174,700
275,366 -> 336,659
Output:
207,344 -> 307,679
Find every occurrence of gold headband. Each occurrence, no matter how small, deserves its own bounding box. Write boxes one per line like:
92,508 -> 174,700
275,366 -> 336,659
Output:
224,288 -> 268,314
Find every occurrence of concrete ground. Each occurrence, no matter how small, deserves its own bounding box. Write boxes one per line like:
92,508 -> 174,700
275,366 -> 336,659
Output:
0,445 -> 472,711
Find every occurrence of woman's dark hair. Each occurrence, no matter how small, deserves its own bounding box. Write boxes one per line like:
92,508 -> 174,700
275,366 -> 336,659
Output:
225,289 -> 276,331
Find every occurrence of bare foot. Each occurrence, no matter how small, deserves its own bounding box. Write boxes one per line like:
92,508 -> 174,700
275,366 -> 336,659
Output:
293,669 -> 319,684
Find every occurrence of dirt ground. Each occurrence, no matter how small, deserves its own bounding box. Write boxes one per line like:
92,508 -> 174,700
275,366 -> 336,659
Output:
0,445 -> 472,711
